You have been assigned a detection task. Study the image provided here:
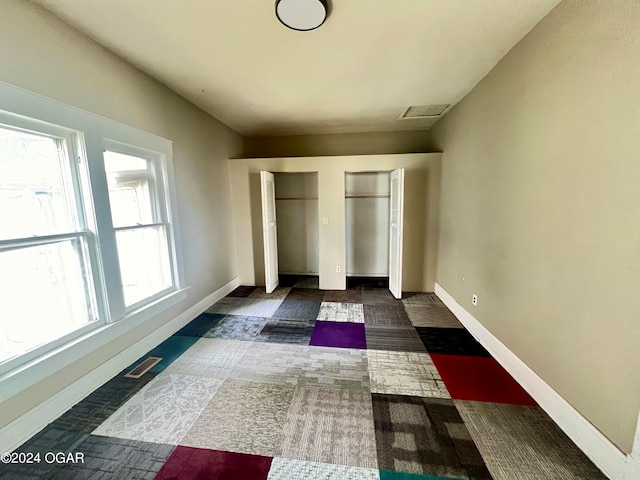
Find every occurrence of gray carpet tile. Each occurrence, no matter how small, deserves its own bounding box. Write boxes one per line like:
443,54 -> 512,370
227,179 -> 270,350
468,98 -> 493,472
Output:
280,385 -> 378,469
368,350 -> 450,398
230,342 -> 312,386
361,289 -> 401,306
456,401 -> 607,480
372,395 -> 491,479
273,300 -> 322,320
206,297 -> 284,317
249,286 -> 292,300
93,373 -> 223,444
317,302 -> 365,323
363,305 -> 412,326
163,338 -> 252,379
401,292 -> 444,307
293,276 -> 320,289
256,317 -> 316,344
202,314 -> 269,341
364,325 -> 427,352
267,458 -> 380,480
405,304 -> 464,328
323,290 -> 363,304
181,380 -> 296,457
305,346 -> 370,389
286,288 -> 326,302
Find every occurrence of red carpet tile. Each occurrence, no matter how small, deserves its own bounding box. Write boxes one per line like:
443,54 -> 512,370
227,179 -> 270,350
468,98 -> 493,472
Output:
430,354 -> 537,406
154,446 -> 272,480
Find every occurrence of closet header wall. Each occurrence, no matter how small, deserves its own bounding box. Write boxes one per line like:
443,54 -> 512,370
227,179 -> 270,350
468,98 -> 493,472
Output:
228,153 -> 442,292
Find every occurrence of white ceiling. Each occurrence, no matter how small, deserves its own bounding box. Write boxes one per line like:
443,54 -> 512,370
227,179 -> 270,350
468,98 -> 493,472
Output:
35,0 -> 560,137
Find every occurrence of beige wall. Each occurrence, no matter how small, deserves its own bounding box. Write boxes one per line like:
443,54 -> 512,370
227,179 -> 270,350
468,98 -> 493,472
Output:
229,154 -> 441,292
244,130 -> 431,158
0,1 -> 242,427
428,0 -> 640,453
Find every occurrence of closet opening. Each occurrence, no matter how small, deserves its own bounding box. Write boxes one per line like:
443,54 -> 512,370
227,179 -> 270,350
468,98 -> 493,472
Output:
345,169 -> 404,298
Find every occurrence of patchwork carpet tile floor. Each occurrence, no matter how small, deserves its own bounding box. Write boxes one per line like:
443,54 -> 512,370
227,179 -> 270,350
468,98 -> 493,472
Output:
4,276 -> 607,480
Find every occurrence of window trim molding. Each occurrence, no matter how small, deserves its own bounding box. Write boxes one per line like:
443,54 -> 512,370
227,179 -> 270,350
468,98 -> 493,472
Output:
0,80 -> 187,381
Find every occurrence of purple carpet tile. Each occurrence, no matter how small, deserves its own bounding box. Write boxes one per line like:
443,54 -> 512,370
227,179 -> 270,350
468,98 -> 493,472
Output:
309,321 -> 367,349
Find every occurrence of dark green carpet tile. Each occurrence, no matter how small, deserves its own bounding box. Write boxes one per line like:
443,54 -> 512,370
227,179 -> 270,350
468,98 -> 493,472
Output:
381,471 -> 466,480
202,315 -> 269,341
175,313 -> 225,338
272,300 -> 321,321
372,394 -> 492,480
416,328 -> 490,357
256,318 -> 316,344
285,288 -> 326,303
227,286 -> 257,297
363,305 -> 412,326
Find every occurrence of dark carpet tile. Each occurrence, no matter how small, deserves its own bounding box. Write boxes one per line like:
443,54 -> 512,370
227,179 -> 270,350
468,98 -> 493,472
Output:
363,305 -> 412,326
155,446 -> 272,480
127,335 -> 202,375
362,289 -> 401,306
272,300 -> 321,320
256,318 -> 316,345
347,277 -> 390,290
365,325 -> 427,352
372,394 -> 492,479
50,435 -> 175,480
285,288 -> 325,303
416,327 -> 490,357
322,290 -> 363,304
292,276 -> 320,289
278,275 -> 300,287
202,315 -> 269,341
174,313 -> 225,338
227,286 -> 257,297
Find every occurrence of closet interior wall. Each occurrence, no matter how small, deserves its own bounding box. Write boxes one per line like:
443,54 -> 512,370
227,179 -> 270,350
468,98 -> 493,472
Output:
274,172 -> 319,275
345,171 -> 390,277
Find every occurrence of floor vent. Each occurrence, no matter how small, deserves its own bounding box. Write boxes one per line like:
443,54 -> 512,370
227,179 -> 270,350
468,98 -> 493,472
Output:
124,357 -> 162,379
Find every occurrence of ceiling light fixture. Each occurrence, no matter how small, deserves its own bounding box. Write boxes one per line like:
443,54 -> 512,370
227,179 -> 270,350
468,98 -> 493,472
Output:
276,0 -> 328,31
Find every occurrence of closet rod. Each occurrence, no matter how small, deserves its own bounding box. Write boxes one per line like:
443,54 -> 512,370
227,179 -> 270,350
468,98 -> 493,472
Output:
345,194 -> 391,199
275,197 -> 319,200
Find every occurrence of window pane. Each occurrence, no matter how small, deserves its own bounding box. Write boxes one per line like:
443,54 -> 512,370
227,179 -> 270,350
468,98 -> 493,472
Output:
0,239 -> 97,364
0,126 -> 75,240
116,225 -> 172,307
104,150 -> 155,227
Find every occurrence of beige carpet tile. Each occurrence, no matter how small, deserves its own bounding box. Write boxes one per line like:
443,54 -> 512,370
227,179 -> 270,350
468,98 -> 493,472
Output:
181,380 -> 296,457
405,304 -> 464,328
205,297 -> 284,317
368,350 -> 450,399
317,302 -> 365,323
455,401 -> 607,480
280,385 -> 378,469
93,373 -> 222,444
164,338 -> 251,379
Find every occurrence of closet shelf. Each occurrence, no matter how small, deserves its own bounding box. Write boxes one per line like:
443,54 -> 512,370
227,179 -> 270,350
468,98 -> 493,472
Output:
275,196 -> 318,200
345,194 -> 391,199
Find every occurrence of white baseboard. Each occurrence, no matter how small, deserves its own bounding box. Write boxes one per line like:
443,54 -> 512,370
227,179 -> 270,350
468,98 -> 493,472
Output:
434,282 -> 630,480
0,277 -> 239,454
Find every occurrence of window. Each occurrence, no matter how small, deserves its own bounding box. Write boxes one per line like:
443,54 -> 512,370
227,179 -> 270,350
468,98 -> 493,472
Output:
0,120 -> 99,365
0,88 -> 184,377
103,147 -> 173,308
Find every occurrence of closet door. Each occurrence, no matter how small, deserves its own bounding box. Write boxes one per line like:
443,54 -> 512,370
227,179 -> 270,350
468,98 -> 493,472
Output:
261,171 -> 279,293
389,168 -> 405,299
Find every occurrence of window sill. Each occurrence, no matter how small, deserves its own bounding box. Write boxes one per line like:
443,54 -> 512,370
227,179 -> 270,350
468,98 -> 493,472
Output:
0,287 -> 189,405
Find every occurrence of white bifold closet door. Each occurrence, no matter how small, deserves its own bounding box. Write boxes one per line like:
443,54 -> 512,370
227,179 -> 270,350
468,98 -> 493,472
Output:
260,171 -> 279,293
388,168 -> 405,299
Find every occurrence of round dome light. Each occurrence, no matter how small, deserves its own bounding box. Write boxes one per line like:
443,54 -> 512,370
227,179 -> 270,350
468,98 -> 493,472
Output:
275,0 -> 328,31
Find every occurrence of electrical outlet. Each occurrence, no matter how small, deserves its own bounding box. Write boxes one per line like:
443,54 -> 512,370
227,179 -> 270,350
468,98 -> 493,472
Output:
472,294 -> 478,306
336,265 -> 341,273
323,217 -> 329,225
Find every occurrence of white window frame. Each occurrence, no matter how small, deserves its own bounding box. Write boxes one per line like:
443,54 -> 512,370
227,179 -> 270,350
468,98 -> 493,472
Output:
0,81 -> 187,397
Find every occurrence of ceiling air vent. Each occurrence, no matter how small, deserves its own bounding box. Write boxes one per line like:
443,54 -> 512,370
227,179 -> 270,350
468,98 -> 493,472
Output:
400,104 -> 450,119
